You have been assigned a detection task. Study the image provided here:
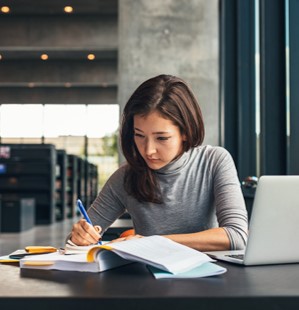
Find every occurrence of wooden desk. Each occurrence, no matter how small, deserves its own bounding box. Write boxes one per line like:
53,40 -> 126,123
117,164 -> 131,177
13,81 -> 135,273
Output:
1,261 -> 299,310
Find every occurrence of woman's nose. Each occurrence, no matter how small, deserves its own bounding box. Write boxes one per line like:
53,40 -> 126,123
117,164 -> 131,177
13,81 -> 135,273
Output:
145,139 -> 156,156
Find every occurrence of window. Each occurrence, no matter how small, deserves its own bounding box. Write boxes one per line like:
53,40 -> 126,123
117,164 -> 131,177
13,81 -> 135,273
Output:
0,104 -> 119,188
220,0 -> 299,181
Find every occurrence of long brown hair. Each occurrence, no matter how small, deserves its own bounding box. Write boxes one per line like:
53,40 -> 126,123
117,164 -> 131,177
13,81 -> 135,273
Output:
120,74 -> 205,203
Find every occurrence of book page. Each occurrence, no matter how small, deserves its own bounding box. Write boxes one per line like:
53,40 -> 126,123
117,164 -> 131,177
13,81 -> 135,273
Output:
107,235 -> 213,274
21,252 -> 88,263
19,252 -> 101,272
64,239 -> 99,254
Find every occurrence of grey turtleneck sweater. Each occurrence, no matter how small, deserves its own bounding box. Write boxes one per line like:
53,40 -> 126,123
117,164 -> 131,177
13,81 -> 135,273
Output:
88,145 -> 248,250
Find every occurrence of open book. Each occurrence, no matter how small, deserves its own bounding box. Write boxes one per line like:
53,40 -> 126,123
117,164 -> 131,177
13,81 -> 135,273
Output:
19,241 -> 130,273
19,251 -> 130,272
19,236 -> 226,277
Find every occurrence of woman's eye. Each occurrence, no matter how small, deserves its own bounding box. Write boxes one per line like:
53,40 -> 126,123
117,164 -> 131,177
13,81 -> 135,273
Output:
134,133 -> 144,138
157,136 -> 170,141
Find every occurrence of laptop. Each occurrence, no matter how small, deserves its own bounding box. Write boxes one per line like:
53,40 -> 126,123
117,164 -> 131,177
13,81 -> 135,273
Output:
205,175 -> 299,266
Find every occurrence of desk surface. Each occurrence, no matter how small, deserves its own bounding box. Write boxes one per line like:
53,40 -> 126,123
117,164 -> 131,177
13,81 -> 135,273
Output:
1,261 -> 299,310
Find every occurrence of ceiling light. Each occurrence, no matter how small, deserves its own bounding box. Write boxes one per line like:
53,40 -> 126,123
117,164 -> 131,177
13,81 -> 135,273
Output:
1,6 -> 10,13
87,54 -> 96,61
64,6 -> 73,13
41,54 -> 48,60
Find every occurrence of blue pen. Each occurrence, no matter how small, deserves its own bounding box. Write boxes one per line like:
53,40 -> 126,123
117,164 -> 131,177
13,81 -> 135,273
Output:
77,199 -> 102,245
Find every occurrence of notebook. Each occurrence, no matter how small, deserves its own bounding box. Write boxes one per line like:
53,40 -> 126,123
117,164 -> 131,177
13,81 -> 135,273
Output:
205,175 -> 299,266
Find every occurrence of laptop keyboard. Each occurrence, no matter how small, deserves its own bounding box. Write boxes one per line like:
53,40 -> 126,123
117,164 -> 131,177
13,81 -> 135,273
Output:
225,254 -> 244,260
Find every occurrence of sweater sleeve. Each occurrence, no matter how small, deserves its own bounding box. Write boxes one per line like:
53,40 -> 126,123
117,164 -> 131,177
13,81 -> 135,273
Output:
211,147 -> 248,250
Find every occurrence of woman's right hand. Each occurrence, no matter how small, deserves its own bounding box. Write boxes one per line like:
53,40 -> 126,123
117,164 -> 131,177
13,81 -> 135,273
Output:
70,219 -> 102,246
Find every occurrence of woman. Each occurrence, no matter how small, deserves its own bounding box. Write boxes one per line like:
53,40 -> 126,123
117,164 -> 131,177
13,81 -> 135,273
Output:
70,74 -> 248,251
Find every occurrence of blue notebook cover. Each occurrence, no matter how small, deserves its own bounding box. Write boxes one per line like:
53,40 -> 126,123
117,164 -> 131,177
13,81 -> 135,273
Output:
148,262 -> 227,279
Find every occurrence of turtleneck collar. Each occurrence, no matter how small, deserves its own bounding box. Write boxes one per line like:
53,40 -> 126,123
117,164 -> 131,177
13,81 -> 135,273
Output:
155,149 -> 191,175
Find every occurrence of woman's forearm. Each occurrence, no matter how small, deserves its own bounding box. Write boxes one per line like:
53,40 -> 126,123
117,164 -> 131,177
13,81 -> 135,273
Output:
163,227 -> 231,252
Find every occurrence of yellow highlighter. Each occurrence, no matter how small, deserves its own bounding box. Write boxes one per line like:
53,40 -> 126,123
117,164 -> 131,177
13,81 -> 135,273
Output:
25,246 -> 57,254
8,246 -> 58,260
